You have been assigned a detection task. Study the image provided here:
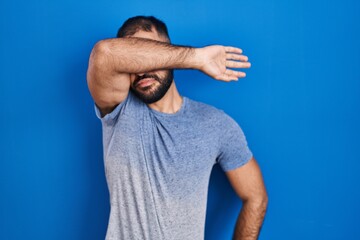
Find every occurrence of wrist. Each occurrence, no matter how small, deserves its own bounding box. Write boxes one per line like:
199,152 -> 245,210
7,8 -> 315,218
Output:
187,47 -> 204,70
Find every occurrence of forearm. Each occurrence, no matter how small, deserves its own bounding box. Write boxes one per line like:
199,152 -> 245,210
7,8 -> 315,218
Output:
232,199 -> 268,240
91,37 -> 200,74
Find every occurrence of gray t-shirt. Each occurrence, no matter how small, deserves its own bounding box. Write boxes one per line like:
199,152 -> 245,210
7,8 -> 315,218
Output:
94,90 -> 253,240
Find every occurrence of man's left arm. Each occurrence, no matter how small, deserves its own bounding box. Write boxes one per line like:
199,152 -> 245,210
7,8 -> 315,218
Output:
225,156 -> 268,240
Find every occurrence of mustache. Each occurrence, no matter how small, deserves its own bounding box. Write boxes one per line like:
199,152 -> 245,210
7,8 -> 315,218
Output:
134,74 -> 160,87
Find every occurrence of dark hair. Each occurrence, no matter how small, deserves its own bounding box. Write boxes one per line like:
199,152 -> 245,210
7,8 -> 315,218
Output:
117,16 -> 171,42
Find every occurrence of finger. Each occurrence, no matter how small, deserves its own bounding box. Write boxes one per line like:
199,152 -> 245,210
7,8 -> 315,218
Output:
225,69 -> 246,78
224,46 -> 243,54
222,74 -> 239,82
226,53 -> 248,62
216,73 -> 238,82
226,60 -> 251,69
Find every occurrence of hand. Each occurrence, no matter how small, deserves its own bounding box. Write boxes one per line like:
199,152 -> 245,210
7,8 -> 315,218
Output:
196,45 -> 251,81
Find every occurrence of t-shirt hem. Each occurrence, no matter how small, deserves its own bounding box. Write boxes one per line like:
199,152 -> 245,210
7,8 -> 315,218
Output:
222,151 -> 253,172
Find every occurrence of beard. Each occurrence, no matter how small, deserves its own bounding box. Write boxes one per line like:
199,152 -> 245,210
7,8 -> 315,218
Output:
130,70 -> 174,104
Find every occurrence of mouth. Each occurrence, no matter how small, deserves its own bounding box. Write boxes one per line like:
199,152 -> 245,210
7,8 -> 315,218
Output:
136,78 -> 157,88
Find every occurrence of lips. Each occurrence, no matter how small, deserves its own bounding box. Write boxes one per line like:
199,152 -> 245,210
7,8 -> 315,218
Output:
136,78 -> 156,88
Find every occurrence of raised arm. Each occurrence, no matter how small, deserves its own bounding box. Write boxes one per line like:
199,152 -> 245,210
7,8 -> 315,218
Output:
86,37 -> 197,116
86,37 -> 250,116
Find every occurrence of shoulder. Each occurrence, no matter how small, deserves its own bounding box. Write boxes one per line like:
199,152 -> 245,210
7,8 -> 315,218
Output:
185,97 -> 235,125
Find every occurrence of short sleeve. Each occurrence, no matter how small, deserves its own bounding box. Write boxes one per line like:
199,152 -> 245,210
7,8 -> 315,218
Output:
94,91 -> 133,125
216,113 -> 253,172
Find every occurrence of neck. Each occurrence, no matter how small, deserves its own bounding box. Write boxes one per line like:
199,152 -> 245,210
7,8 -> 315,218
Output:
147,81 -> 183,114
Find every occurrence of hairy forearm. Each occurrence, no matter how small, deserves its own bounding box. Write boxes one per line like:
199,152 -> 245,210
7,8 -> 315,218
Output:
91,37 -> 200,74
232,199 -> 268,240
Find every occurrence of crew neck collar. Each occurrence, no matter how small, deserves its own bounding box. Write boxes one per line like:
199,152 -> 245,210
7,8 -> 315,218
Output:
147,96 -> 187,117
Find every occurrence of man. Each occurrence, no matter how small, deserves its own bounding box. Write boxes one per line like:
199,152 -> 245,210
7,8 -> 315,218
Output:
87,16 -> 268,240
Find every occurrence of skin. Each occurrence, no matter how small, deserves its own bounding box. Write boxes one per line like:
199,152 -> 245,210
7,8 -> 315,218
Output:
86,27 -> 268,239
226,158 -> 268,240
124,31 -> 178,107
87,29 -> 250,116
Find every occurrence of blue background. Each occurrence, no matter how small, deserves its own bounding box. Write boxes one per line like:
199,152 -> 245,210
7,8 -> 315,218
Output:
1,0 -> 359,239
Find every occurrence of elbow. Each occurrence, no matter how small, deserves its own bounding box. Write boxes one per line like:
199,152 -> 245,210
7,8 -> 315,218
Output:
260,193 -> 268,210
256,192 -> 268,210
243,192 -> 268,211
90,40 -> 110,65
93,40 -> 110,54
